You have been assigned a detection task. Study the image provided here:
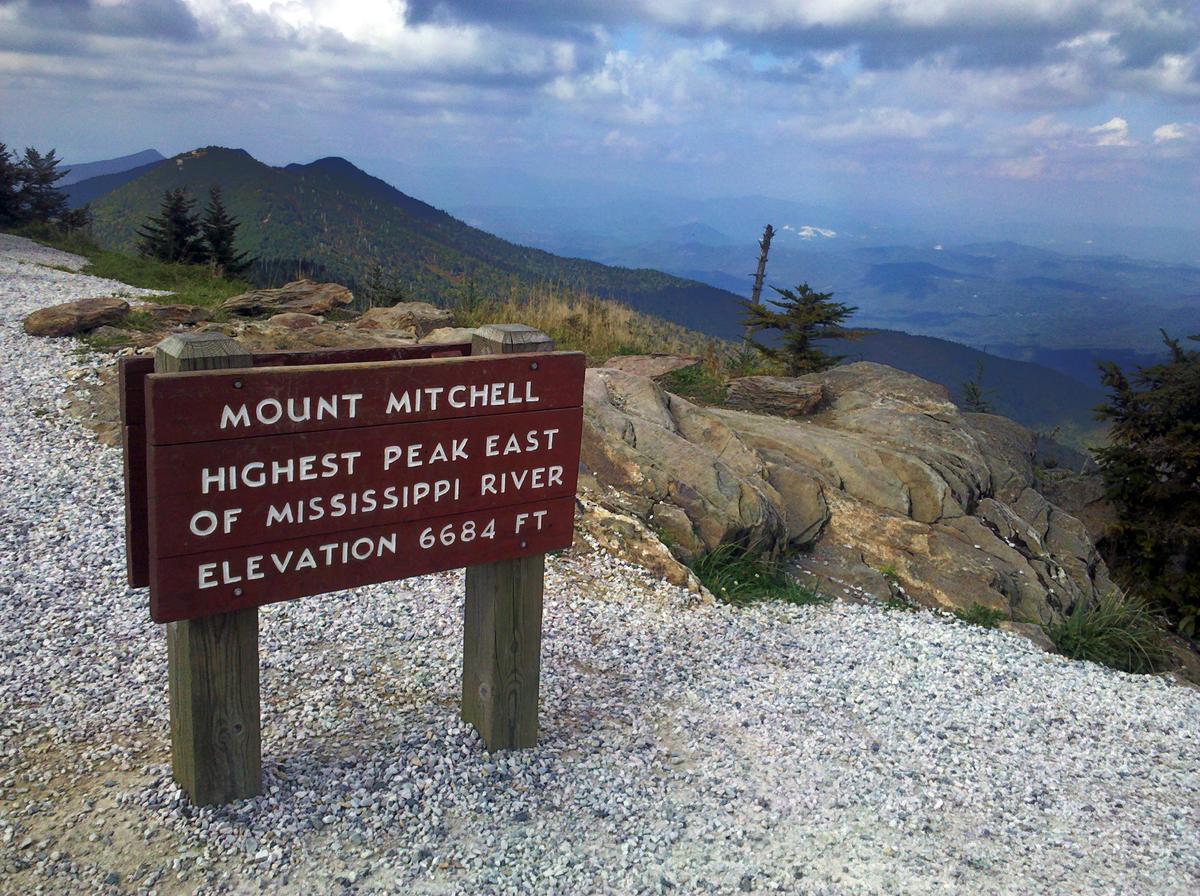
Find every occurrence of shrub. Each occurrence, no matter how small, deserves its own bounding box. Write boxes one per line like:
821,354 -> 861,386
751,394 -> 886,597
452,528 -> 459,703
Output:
1046,593 -> 1170,674
692,544 -> 826,607
953,603 -> 1007,629
1095,332 -> 1200,637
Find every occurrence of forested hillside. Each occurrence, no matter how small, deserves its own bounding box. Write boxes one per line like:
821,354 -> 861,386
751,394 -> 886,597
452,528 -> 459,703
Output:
86,147 -> 744,327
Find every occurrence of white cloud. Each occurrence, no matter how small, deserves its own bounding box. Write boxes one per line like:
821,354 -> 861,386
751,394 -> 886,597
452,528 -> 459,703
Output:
1088,116 -> 1134,146
1153,122 -> 1199,143
1153,122 -> 1186,142
806,107 -> 957,141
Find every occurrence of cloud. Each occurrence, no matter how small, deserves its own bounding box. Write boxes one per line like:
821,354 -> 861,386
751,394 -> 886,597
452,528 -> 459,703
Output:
804,108 -> 957,142
1089,116 -> 1135,145
1153,121 -> 1199,141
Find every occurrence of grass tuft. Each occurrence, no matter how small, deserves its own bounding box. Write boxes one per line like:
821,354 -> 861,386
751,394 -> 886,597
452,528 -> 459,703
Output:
692,544 -> 827,607
953,603 -> 1008,629
1046,592 -> 1169,674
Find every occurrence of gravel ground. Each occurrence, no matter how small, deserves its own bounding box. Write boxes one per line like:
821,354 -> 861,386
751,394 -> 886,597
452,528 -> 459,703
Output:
1,233 -> 1198,896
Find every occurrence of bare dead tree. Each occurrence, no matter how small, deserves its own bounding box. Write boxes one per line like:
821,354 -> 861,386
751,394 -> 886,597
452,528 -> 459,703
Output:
745,223 -> 775,342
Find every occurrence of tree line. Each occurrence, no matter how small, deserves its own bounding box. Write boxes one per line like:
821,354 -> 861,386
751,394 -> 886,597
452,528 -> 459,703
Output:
137,186 -> 252,278
0,144 -> 90,230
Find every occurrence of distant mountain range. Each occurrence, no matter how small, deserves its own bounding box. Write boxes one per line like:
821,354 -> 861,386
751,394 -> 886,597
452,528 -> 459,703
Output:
456,198 -> 1200,378
60,149 -> 163,186
79,146 -> 745,333
65,146 -> 1122,439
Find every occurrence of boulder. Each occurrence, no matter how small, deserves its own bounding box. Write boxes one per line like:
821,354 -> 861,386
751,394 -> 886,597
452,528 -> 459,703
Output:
352,303 -> 453,337
23,296 -> 130,337
602,354 -> 700,379
580,368 -> 788,562
581,360 -> 1118,630
231,320 -> 414,354
135,303 -> 213,325
725,376 -> 825,417
221,279 -> 354,317
420,326 -> 479,345
266,312 -> 322,331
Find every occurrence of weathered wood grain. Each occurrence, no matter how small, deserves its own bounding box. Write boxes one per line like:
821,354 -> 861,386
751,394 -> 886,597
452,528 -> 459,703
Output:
461,324 -> 555,750
168,607 -> 260,805
462,554 -> 545,749
158,333 -> 262,805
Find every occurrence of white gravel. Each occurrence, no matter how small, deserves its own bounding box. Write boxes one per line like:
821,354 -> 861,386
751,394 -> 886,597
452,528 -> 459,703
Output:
1,232 -> 1198,895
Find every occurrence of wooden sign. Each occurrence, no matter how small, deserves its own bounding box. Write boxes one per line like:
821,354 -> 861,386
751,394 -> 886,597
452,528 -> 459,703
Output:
120,342 -> 474,588
119,327 -> 576,806
141,351 -> 584,623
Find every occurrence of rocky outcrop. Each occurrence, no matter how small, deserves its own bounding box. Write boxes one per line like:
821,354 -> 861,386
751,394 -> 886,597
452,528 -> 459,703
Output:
580,368 -> 791,564
725,376 -> 825,417
221,279 -> 354,316
266,312 -> 322,331
23,296 -> 130,337
135,303 -> 214,326
352,303 -> 454,337
583,361 -> 1117,627
601,354 -> 700,379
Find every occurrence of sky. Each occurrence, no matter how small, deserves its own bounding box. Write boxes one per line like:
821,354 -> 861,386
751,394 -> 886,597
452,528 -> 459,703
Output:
1,0 -> 1198,244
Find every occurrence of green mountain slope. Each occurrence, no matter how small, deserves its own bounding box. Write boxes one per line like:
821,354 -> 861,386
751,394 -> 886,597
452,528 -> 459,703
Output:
86,147 -> 745,327
822,329 -> 1106,441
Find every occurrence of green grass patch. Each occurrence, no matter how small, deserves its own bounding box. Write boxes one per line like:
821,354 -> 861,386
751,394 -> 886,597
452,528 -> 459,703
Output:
11,225 -> 249,309
692,544 -> 827,607
1046,592 -> 1170,674
953,603 -> 1008,629
659,364 -> 728,405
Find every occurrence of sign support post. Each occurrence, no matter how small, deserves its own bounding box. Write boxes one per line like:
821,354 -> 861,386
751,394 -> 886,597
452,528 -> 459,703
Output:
462,325 -> 555,749
157,333 -> 262,805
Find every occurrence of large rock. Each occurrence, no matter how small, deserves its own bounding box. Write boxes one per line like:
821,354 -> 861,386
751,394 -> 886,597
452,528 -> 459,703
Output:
725,376 -> 826,417
134,303 -> 213,326
602,355 -> 700,379
352,303 -> 453,337
221,280 -> 354,317
584,360 -> 1119,631
266,312 -> 322,331
580,368 -> 789,563
23,296 -> 130,337
420,326 -> 478,345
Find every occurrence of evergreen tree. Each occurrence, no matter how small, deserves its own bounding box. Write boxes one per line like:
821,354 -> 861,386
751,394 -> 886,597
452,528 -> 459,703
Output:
961,361 -> 995,413
200,186 -> 251,276
742,282 -> 861,375
0,144 -> 21,227
18,148 -> 70,223
137,188 -> 205,263
1095,331 -> 1200,636
362,260 -> 406,308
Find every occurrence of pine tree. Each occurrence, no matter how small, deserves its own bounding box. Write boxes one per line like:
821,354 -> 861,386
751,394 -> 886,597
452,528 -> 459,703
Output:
961,361 -> 995,413
1095,331 -> 1200,636
742,282 -> 861,375
17,147 -> 70,223
200,186 -> 251,277
0,144 -> 21,227
137,188 -> 205,264
362,260 -> 406,308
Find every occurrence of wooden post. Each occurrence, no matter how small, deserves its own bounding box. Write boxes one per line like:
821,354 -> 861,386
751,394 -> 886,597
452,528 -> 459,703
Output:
156,333 -> 262,805
463,325 -> 554,749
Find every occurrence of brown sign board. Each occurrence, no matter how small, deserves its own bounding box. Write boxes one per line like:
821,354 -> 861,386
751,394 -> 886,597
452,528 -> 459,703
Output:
120,343 -> 473,588
125,347 -> 585,622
